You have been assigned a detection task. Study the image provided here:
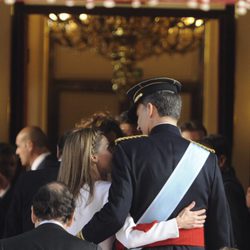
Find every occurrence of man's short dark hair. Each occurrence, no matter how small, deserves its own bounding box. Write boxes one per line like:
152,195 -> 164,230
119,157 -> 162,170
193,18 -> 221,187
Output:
0,143 -> 17,180
200,134 -> 229,158
118,111 -> 137,125
179,120 -> 207,136
57,130 -> 73,157
32,182 -> 75,223
141,90 -> 182,120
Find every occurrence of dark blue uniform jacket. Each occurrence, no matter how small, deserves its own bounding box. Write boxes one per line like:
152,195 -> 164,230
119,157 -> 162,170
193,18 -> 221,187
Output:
83,124 -> 233,250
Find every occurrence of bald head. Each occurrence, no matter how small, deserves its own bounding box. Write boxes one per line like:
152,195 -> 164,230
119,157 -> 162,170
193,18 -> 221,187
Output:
17,126 -> 49,148
16,126 -> 49,168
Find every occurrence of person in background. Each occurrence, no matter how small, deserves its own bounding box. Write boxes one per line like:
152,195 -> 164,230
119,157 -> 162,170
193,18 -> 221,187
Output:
4,126 -> 59,237
200,134 -> 250,250
0,143 -> 19,238
179,120 -> 207,141
0,182 -> 100,250
15,126 -> 58,171
117,110 -> 139,136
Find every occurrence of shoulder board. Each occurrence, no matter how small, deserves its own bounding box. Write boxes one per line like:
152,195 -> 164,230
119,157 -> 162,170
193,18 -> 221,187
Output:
191,141 -> 215,153
115,135 -> 148,145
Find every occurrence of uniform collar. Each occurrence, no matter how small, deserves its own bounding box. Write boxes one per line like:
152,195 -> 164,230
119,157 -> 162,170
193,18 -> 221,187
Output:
150,123 -> 181,136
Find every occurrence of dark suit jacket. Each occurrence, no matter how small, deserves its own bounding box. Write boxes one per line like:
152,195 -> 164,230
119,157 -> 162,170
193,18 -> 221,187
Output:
0,187 -> 14,239
4,154 -> 59,237
36,153 -> 59,170
222,167 -> 250,250
83,124 -> 234,250
0,223 -> 99,250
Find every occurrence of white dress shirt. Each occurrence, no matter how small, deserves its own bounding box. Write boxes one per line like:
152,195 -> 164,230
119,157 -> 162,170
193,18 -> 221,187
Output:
31,152 -> 50,171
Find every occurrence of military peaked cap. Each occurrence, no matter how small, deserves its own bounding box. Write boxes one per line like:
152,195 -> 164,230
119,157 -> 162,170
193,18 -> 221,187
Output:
126,77 -> 182,122
127,77 -> 182,104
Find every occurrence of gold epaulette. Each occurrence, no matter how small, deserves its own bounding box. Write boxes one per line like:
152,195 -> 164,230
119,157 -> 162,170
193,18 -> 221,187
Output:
115,134 -> 148,145
191,141 -> 215,153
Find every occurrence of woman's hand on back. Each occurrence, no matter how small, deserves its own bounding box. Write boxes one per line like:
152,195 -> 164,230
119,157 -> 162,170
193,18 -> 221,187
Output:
176,201 -> 206,229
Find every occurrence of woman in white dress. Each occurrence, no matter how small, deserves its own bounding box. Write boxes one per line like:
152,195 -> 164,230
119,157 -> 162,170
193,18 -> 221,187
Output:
58,128 -> 206,250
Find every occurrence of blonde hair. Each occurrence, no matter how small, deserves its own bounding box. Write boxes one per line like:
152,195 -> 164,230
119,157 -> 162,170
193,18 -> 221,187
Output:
57,128 -> 103,199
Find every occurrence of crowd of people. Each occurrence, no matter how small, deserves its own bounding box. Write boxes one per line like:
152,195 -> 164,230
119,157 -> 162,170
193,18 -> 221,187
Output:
0,77 -> 250,250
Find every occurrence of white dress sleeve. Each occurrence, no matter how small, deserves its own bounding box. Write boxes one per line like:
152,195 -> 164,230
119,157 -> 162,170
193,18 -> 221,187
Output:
115,215 -> 179,249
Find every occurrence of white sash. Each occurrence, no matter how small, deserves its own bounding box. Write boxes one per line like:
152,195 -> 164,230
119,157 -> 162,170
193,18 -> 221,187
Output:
137,142 -> 210,224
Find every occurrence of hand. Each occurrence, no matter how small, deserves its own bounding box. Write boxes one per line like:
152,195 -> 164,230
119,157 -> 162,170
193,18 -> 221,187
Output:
176,201 -> 206,229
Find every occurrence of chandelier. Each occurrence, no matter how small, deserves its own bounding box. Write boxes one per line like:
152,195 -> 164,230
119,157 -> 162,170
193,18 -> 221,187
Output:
48,14 -> 205,95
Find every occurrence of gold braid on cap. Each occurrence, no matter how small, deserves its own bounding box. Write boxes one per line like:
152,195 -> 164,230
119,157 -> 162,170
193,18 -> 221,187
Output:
134,93 -> 143,103
115,135 -> 148,145
132,81 -> 176,103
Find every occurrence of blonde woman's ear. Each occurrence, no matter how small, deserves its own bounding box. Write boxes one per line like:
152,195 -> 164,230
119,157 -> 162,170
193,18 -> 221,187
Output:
91,154 -> 98,163
90,159 -> 101,181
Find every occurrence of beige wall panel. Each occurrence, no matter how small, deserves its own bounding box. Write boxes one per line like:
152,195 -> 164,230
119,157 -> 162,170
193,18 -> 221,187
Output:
140,50 -> 200,82
58,91 -> 120,136
54,44 -> 200,82
54,46 -> 112,79
233,13 -> 250,190
0,3 -> 11,142
26,15 -> 49,131
203,20 -> 219,134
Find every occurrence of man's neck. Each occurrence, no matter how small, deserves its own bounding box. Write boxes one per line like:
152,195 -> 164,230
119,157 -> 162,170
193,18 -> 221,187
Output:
35,219 -> 66,229
149,117 -> 177,132
29,148 -> 49,165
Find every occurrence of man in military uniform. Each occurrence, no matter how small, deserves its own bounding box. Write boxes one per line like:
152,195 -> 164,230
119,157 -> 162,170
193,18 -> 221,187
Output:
82,77 -> 234,249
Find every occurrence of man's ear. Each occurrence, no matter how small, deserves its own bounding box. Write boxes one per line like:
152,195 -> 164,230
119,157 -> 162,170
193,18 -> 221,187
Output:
146,103 -> 154,117
26,140 -> 34,152
218,155 -> 227,168
31,206 -> 38,224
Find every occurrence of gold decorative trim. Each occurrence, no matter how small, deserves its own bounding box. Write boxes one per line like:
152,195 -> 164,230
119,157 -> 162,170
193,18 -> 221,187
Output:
115,134 -> 148,145
134,92 -> 143,103
191,141 -> 215,153
76,230 -> 85,240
